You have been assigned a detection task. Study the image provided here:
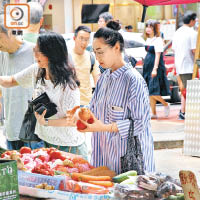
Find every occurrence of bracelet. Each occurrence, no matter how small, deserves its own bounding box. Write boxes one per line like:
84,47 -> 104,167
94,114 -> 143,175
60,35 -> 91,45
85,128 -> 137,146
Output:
44,118 -> 48,126
111,122 -> 116,132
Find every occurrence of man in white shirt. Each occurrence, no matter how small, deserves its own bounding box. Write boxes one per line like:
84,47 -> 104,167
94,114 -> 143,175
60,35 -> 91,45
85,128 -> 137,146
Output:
172,11 -> 197,120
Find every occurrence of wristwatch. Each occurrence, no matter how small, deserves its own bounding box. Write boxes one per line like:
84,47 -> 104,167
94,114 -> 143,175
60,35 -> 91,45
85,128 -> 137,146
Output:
44,118 -> 48,126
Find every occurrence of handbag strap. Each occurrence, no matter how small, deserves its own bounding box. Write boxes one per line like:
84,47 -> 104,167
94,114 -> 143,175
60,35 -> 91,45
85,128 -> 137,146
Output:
128,119 -> 134,137
127,119 -> 134,149
127,119 -> 142,158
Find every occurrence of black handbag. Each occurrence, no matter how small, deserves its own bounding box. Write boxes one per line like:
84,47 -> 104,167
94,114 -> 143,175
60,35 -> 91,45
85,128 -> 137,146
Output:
120,119 -> 145,175
19,101 -> 40,142
19,92 -> 57,142
32,92 -> 57,118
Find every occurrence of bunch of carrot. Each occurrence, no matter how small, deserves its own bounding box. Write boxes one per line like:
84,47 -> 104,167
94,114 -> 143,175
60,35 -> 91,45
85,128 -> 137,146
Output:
71,173 -> 114,188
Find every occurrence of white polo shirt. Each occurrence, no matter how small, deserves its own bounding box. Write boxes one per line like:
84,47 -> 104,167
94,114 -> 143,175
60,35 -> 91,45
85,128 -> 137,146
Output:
172,25 -> 197,75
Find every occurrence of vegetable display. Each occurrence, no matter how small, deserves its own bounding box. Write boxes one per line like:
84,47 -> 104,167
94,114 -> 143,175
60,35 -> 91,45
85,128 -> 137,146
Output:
0,147 -> 92,175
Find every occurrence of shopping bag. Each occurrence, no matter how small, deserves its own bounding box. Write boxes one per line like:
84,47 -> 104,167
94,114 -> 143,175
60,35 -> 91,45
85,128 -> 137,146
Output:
120,119 -> 145,175
19,101 -> 40,142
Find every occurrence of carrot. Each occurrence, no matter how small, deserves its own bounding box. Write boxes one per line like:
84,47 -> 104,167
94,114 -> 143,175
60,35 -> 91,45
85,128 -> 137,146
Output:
71,173 -> 111,182
88,181 -> 114,188
81,185 -> 109,194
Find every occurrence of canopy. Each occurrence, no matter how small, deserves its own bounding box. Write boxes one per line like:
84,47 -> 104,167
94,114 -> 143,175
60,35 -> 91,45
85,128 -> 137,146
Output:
134,0 -> 200,6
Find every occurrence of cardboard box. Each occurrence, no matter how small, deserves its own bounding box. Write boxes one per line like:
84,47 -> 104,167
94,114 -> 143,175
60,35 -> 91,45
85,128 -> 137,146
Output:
0,160 -> 19,200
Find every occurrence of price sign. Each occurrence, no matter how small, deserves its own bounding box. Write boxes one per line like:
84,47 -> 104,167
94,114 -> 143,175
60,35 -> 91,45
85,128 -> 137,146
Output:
179,170 -> 200,200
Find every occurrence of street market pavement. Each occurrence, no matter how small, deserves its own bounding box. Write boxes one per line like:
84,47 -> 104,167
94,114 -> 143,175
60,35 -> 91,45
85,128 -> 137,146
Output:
1,103 -> 200,186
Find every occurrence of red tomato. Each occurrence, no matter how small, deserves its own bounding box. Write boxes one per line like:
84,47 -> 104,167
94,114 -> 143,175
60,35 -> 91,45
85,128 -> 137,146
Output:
37,155 -> 47,163
20,147 -> 32,154
49,151 -> 66,161
47,147 -> 57,155
1,151 -> 13,158
76,120 -> 87,130
87,117 -> 94,124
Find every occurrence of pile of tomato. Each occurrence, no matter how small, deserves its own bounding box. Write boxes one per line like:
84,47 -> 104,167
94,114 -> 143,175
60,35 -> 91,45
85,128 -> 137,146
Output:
1,147 -> 93,176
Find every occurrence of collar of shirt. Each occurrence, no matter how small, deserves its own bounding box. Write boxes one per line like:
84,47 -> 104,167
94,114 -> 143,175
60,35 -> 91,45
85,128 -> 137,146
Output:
105,63 -> 132,79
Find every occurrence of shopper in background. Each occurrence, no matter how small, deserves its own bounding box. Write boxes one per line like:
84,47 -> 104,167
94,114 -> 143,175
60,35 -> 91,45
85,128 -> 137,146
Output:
74,21 -> 155,174
0,14 -> 35,150
98,12 -> 113,29
70,26 -> 100,105
143,19 -> 171,119
125,25 -> 133,32
172,11 -> 197,120
23,2 -> 43,43
0,32 -> 88,159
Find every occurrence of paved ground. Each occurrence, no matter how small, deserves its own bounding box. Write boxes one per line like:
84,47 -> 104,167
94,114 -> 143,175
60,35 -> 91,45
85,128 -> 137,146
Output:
155,148 -> 200,185
152,104 -> 185,149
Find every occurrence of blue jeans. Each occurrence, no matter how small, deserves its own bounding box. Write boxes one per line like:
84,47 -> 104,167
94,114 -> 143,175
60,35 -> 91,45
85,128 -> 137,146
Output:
7,140 -> 24,150
24,140 -> 45,150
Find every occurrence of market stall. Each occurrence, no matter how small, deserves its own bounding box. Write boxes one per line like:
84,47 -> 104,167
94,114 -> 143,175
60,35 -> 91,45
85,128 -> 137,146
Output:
0,147 -> 186,200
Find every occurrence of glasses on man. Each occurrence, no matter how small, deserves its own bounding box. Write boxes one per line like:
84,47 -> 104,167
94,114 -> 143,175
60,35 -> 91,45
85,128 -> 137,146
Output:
78,36 -> 90,42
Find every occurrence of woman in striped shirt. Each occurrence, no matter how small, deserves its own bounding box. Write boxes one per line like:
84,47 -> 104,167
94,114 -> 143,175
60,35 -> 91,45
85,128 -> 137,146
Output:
77,21 -> 155,174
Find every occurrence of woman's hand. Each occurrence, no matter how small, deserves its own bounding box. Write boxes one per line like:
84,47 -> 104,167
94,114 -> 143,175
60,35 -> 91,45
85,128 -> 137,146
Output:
35,110 -> 77,127
151,68 -> 157,78
76,112 -> 108,133
35,110 -> 46,126
65,114 -> 77,127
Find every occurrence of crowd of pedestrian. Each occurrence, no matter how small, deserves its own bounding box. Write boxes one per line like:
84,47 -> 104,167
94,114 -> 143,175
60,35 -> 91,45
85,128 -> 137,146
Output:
0,2 -> 198,175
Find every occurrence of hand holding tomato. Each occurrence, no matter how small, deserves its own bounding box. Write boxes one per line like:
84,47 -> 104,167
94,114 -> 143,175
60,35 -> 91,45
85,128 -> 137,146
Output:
77,112 -> 108,133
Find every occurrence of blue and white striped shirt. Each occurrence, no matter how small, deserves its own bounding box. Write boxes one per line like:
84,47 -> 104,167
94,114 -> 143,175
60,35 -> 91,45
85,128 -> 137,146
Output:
90,63 -> 155,174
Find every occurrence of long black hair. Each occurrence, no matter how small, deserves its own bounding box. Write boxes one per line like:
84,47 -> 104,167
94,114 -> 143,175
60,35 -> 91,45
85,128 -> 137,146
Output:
36,32 -> 80,90
94,20 -> 124,52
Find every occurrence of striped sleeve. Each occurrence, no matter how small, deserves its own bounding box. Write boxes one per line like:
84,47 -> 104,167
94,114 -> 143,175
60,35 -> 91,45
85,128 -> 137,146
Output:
129,76 -> 150,136
116,119 -> 130,139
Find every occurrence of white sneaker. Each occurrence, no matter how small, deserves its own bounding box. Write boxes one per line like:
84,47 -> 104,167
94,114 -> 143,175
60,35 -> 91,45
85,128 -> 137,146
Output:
164,103 -> 170,117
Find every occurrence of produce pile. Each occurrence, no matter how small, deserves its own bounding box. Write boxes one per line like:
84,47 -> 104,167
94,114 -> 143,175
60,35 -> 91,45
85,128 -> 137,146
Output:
113,172 -> 184,200
0,147 -> 93,175
0,147 -> 116,195
0,147 -> 185,198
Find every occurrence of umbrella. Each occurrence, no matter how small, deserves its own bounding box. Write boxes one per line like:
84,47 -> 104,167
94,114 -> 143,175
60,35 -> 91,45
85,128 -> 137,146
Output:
134,0 -> 200,21
134,0 -> 200,6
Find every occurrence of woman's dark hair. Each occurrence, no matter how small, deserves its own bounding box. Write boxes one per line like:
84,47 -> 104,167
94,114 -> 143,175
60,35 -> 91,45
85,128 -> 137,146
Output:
183,11 -> 197,24
94,20 -> 124,52
145,19 -> 160,38
36,32 -> 80,90
106,20 -> 121,31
